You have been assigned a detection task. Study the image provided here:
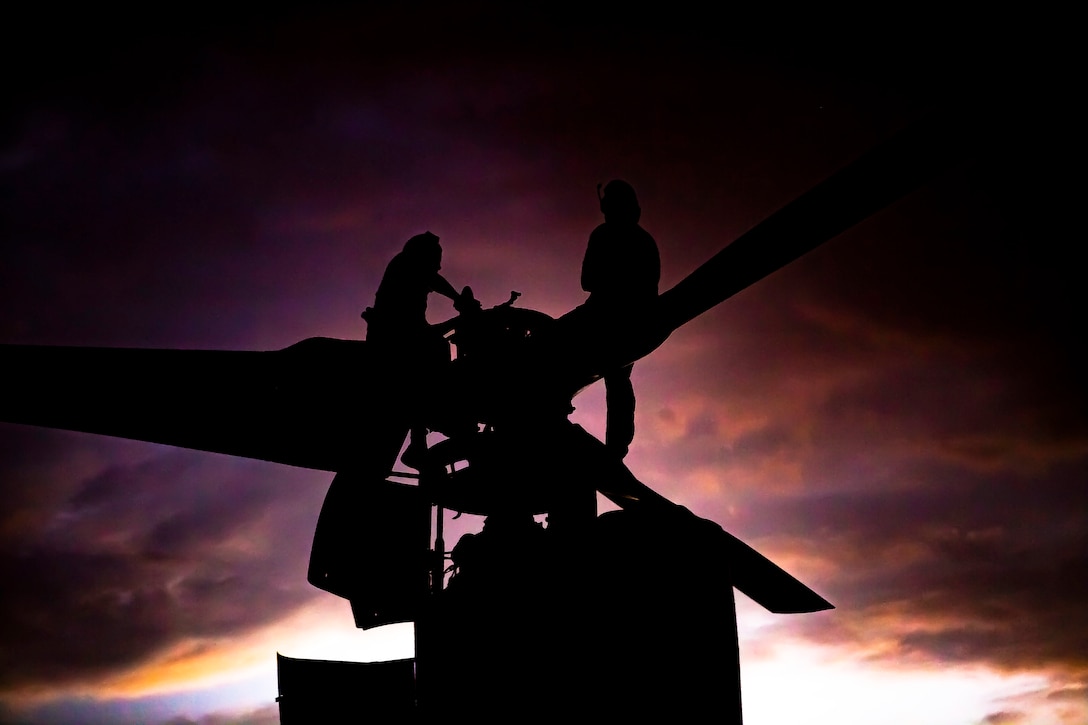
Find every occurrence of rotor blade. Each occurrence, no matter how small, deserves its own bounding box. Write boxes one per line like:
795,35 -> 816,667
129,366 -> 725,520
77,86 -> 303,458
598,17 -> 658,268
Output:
0,338 -> 411,473
656,109 -> 973,331
573,426 -> 833,614
598,472 -> 832,614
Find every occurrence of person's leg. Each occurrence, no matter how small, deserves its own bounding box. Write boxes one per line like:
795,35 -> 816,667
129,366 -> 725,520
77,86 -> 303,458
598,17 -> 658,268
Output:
401,426 -> 428,469
604,364 -> 635,457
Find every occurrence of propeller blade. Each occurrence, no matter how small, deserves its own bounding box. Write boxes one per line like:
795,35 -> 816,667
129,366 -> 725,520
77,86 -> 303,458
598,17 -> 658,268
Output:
600,468 -> 826,609
0,338 -> 412,472
575,425 -> 833,614
657,109 -> 974,331
599,466 -> 833,614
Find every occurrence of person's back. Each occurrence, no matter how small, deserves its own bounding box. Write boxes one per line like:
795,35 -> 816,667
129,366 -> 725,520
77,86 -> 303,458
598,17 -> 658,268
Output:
370,252 -> 433,332
582,221 -> 659,309
581,180 -> 659,309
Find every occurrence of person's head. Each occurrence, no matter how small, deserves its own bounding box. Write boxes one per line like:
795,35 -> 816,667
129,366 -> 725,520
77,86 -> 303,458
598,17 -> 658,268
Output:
402,231 -> 442,270
598,180 -> 641,224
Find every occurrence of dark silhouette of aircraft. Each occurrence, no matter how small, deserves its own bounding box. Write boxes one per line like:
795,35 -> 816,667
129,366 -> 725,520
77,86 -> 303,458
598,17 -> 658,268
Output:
0,110 -> 973,722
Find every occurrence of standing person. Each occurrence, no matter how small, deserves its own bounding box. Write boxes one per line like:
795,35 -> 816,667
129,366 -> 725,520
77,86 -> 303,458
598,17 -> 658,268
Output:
363,231 -> 467,468
580,180 -> 660,458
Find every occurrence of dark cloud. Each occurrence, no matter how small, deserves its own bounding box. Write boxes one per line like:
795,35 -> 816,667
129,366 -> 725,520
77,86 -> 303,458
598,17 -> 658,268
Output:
0,449 -> 327,691
729,423 -> 797,462
981,713 -> 1025,725
757,459 -> 1088,677
1048,684 -> 1088,702
2,696 -> 280,725
160,707 -> 281,725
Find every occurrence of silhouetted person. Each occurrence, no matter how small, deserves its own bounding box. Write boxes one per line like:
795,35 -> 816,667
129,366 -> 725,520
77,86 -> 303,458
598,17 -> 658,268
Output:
364,231 -> 468,468
581,180 -> 660,457
364,231 -> 463,343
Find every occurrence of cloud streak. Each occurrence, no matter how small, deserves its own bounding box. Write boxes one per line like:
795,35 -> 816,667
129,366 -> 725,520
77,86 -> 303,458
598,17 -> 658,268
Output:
0,447 -> 328,693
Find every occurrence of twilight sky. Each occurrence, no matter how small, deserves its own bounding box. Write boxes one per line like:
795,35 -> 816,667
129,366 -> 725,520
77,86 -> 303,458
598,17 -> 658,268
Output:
1,6 -> 1084,724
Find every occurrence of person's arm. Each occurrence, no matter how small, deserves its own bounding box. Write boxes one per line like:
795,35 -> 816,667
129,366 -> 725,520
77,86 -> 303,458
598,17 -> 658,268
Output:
430,272 -> 460,301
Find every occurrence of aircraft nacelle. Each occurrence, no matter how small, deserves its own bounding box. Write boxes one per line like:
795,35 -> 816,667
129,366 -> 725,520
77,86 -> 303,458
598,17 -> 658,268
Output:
423,294 -> 672,440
